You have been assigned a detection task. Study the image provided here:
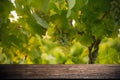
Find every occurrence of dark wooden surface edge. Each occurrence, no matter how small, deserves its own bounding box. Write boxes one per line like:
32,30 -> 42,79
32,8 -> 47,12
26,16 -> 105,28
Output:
0,64 -> 120,79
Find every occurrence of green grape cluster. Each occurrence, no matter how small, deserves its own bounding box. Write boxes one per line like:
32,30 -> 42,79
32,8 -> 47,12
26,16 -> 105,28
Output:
54,30 -> 69,45
47,26 -> 72,46
110,0 -> 120,25
59,33 -> 69,45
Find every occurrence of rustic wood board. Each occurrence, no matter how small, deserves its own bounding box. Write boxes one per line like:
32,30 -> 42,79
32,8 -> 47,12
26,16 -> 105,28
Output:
0,64 -> 120,79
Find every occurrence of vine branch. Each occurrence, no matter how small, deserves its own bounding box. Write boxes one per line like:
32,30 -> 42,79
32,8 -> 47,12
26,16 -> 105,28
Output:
88,37 -> 101,64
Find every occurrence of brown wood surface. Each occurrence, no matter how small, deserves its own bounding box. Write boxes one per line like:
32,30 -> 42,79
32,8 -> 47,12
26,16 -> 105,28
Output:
0,64 -> 120,79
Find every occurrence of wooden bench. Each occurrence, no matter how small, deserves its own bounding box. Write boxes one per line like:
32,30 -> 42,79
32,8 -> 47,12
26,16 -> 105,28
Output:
0,64 -> 120,79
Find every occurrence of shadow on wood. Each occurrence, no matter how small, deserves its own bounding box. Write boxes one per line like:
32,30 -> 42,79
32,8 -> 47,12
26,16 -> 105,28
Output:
0,64 -> 120,79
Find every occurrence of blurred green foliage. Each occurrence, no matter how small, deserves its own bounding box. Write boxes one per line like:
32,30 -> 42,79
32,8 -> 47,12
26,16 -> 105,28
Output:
0,0 -> 120,64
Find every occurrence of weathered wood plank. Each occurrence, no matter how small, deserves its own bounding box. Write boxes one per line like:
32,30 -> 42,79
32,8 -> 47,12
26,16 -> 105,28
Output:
0,64 -> 120,79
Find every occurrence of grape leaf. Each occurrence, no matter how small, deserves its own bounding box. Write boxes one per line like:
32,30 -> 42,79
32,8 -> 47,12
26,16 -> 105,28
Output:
32,12 -> 49,29
30,0 -> 50,13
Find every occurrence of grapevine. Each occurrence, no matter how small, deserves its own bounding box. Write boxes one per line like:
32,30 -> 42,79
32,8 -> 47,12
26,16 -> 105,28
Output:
0,0 -> 120,64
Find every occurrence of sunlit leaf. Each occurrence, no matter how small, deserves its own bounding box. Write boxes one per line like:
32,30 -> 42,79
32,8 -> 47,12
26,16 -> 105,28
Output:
67,0 -> 76,10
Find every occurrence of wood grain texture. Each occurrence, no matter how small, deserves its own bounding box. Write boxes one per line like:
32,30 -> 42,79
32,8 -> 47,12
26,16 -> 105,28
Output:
0,64 -> 120,79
